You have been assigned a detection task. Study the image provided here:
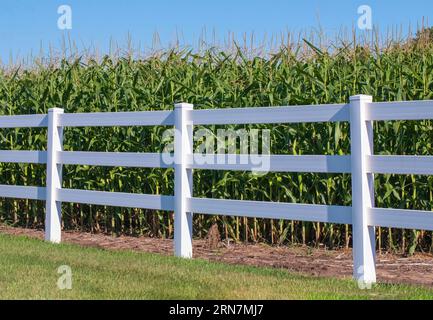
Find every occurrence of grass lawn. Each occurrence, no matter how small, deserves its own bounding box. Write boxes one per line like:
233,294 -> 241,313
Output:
1,233 -> 433,300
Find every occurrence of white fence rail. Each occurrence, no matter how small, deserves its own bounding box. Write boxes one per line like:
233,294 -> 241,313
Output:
1,95 -> 433,284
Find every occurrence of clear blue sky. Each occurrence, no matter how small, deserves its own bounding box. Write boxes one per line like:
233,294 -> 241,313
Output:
1,0 -> 432,63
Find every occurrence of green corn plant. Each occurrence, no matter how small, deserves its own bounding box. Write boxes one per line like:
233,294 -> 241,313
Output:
1,29 -> 433,253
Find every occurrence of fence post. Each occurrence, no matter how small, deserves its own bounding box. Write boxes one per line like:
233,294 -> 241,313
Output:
174,102 -> 194,258
45,107 -> 64,243
349,94 -> 376,284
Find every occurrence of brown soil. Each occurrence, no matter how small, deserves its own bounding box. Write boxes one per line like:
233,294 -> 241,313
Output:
1,224 -> 433,287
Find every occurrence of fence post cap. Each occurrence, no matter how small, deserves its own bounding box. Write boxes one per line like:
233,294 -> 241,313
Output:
349,94 -> 373,102
174,102 -> 193,109
48,107 -> 64,113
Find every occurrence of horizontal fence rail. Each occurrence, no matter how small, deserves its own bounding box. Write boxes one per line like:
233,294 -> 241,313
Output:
0,184 -> 46,200
187,154 -> 351,173
367,155 -> 433,175
0,114 -> 48,128
57,188 -> 174,211
58,110 -> 174,127
191,103 -> 349,125
1,95 -> 433,284
188,198 -> 352,224
0,150 -> 47,164
366,100 -> 433,121
58,151 -> 172,168
369,207 -> 433,231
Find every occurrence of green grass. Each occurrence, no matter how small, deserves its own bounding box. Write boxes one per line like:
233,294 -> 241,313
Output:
0,234 -> 433,299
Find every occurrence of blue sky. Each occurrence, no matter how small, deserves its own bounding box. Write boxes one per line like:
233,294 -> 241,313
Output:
1,0 -> 432,63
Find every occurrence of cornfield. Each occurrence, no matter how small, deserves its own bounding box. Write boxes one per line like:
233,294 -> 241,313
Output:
1,28 -> 433,254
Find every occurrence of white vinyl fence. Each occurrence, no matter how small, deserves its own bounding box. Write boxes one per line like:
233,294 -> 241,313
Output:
1,94 -> 433,284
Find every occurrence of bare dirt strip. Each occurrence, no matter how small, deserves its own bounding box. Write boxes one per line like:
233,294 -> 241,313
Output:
1,224 -> 433,287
